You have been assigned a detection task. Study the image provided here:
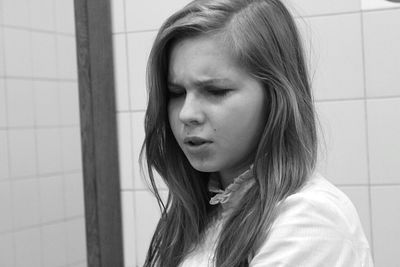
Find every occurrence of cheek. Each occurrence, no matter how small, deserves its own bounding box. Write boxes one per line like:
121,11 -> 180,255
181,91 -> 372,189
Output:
215,97 -> 266,150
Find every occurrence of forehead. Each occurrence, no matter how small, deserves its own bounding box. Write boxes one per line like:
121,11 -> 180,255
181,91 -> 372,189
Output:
167,34 -> 247,85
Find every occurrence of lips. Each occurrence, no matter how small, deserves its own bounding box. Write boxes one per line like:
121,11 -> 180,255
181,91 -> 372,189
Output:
183,136 -> 212,146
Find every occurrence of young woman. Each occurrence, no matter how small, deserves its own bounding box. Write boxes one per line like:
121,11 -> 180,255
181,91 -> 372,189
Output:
140,0 -> 373,266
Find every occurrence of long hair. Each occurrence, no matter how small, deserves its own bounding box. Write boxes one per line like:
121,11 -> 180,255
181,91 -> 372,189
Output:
140,0 -> 318,266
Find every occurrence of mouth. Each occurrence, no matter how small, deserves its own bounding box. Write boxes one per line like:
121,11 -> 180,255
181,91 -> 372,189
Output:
183,136 -> 212,147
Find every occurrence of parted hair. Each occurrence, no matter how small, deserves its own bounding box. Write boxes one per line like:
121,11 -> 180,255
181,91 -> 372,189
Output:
140,0 -> 318,266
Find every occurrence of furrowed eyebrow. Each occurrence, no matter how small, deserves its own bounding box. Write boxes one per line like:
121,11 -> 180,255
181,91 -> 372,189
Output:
193,78 -> 231,87
167,82 -> 183,88
167,78 -> 232,88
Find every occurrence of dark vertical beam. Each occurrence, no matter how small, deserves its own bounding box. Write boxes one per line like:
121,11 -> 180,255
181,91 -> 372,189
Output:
74,0 -> 124,266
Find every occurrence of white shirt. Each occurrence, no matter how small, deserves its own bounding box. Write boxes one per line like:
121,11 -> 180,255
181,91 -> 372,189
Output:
179,172 -> 374,267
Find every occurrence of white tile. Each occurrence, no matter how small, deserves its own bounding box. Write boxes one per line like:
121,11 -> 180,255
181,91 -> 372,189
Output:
283,0 -> 360,17
14,228 -> 41,267
117,113 -> 134,189
127,31 -> 156,110
59,81 -> 80,126
56,35 -> 78,79
41,222 -> 67,267
361,0 -> 400,10
125,0 -> 191,31
3,28 -> 32,77
121,191 -> 136,267
9,129 -> 37,178
0,79 -> 6,127
34,80 -> 60,126
36,128 -> 62,175
113,34 -> 130,112
371,185 -> 400,267
60,127 -> 82,171
65,218 -> 87,265
337,186 -> 372,245
0,233 -> 15,267
54,0 -> 76,34
0,181 -> 13,232
64,172 -> 84,217
0,131 -> 10,180
39,175 -> 64,223
363,9 -> 400,97
297,14 -> 364,100
2,0 -> 30,28
134,190 -> 168,266
315,101 -> 369,185
0,29 -> 5,76
367,98 -> 400,184
132,112 -> 145,189
12,178 -> 40,228
29,0 -> 55,31
32,32 -> 57,79
111,0 -> 125,33
6,79 -> 35,127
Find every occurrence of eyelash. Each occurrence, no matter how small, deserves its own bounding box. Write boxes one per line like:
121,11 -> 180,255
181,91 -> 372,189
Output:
168,89 -> 231,98
168,91 -> 185,98
207,89 -> 230,97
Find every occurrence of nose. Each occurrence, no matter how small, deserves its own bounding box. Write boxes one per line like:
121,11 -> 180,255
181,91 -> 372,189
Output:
178,93 -> 205,126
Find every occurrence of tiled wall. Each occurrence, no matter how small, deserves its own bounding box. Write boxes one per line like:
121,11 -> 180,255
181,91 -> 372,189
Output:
112,0 -> 400,266
0,0 -> 87,267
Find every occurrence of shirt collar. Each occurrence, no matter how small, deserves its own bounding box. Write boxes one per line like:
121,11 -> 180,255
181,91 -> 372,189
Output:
208,164 -> 255,212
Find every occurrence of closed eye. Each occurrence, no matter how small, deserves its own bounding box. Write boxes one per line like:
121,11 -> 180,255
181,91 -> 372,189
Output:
168,90 -> 185,98
205,87 -> 232,97
167,84 -> 186,98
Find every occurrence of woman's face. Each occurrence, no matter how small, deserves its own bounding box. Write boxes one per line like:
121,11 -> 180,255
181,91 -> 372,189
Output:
168,34 -> 267,182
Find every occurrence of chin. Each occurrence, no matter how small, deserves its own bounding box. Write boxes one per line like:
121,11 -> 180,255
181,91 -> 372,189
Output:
188,160 -> 220,173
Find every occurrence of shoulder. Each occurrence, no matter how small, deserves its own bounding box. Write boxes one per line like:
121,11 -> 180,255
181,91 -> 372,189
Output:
274,172 -> 366,241
250,172 -> 373,267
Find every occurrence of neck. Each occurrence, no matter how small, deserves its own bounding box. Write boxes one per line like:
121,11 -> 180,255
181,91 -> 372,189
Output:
218,163 -> 253,189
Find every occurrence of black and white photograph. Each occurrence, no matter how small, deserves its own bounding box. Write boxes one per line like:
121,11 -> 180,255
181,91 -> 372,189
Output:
0,0 -> 399,266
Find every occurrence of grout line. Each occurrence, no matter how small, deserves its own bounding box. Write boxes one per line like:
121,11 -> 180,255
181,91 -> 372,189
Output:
0,214 -> 85,235
0,16 -> 18,265
121,0 -> 141,264
293,9 -> 362,19
1,44 -> 19,267
66,259 -> 87,267
52,0 -> 71,262
359,11 -> 375,257
120,28 -> 159,35
291,6 -> 400,20
315,95 -> 400,103
335,183 -> 400,187
0,169 -> 82,183
0,124 -> 81,130
0,75 -> 77,82
369,183 -> 400,187
0,24 -> 75,37
32,45 -> 45,267
0,0 -> 3,24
